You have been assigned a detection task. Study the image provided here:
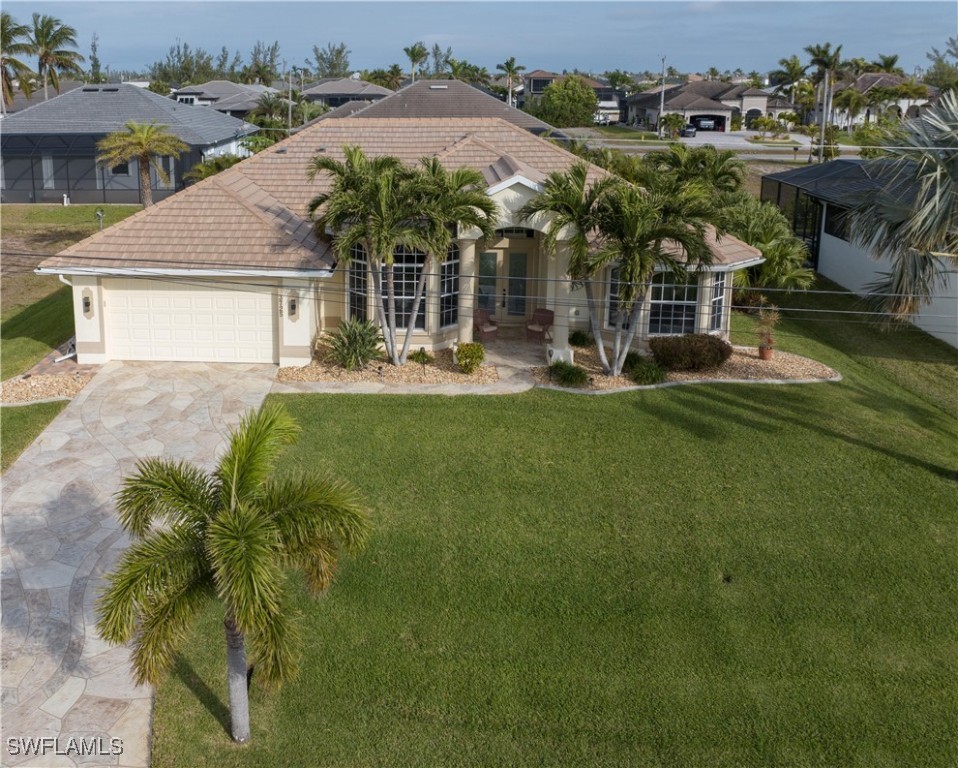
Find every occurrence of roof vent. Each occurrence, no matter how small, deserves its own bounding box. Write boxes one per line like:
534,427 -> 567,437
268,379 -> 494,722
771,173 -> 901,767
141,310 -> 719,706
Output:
103,88 -> 119,92
275,148 -> 287,154
82,87 -> 100,92
429,85 -> 448,90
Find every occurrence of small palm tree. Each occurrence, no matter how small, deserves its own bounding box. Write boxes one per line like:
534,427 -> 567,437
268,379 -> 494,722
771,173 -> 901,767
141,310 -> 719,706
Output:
869,54 -> 904,75
96,121 -> 189,207
403,41 -> 428,84
850,89 -> 958,318
594,183 -> 713,375
1,12 -> 35,113
184,154 -> 244,184
641,144 -> 745,195
308,146 -> 427,365
660,112 -> 686,139
517,162 -> 621,373
96,403 -> 370,744
29,12 -> 83,100
833,88 -> 868,132
495,56 -> 525,107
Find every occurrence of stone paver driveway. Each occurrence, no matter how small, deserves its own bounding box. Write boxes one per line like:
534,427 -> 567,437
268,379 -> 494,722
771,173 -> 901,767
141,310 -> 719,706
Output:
1,362 -> 275,768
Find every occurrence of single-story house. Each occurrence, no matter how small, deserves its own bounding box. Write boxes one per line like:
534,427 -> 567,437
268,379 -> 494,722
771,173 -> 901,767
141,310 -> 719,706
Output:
171,80 -> 277,118
300,77 -> 393,108
37,84 -> 762,367
761,159 -> 957,348
829,73 -> 937,128
1,84 -> 258,204
627,81 -> 795,131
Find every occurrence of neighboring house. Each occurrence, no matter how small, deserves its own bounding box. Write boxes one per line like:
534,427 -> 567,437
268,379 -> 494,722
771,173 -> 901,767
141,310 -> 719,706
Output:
521,70 -> 625,122
761,160 -> 956,348
171,80 -> 277,118
829,73 -> 936,127
1,84 -> 258,204
626,81 -> 795,131
300,77 -> 393,108
37,85 -> 762,367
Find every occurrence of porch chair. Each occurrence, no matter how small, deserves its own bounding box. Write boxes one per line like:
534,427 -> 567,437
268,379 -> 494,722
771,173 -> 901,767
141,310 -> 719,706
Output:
526,308 -> 554,343
473,308 -> 499,342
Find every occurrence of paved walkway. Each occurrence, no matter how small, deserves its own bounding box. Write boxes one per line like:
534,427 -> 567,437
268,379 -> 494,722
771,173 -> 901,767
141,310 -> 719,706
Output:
1,362 -> 275,768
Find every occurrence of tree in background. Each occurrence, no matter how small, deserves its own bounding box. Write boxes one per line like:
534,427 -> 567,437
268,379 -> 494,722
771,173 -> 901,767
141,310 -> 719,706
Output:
660,112 -> 686,139
363,64 -> 404,91
770,55 -> 808,102
87,32 -> 105,84
96,121 -> 188,207
96,403 -> 370,744
403,41 -> 428,83
868,54 -> 904,75
428,43 -> 452,78
1,12 -> 35,113
832,87 -> 868,131
496,57 -> 525,107
526,76 -> 598,128
29,12 -> 84,100
604,69 -> 637,95
241,40 -> 280,85
805,42 -> 844,129
184,154 -> 244,183
313,42 -> 350,78
924,37 -> 958,91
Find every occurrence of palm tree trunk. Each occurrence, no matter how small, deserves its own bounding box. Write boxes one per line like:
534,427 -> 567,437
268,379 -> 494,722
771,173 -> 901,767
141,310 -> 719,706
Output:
583,280 -> 611,374
138,155 -> 154,208
224,616 -> 251,743
398,255 -> 430,365
613,295 -> 645,376
43,68 -> 49,101
369,262 -> 395,362
385,264 -> 399,364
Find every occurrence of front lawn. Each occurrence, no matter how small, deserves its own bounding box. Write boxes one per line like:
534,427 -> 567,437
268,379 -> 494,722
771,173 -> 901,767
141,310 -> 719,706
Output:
1,287 -> 74,380
593,125 -> 662,141
1,401 -> 68,472
152,300 -> 958,766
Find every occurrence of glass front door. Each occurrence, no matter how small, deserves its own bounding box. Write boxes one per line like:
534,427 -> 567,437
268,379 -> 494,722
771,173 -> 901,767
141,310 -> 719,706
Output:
477,251 -> 528,320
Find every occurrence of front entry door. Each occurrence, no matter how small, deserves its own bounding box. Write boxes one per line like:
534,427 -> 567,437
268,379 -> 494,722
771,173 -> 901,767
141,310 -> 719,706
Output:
477,251 -> 528,321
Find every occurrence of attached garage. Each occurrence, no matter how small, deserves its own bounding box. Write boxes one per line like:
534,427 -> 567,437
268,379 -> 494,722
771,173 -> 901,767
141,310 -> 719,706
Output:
103,278 -> 278,363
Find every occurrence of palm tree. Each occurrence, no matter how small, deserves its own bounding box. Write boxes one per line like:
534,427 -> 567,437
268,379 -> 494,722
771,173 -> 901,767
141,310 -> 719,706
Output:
516,162 -> 621,373
594,183 -> 713,375
396,158 -> 497,363
849,89 -> 958,318
495,56 -> 525,107
770,55 -> 808,102
641,144 -> 745,195
184,154 -> 244,183
832,87 -> 868,132
805,42 -> 843,159
96,122 -> 189,208
1,12 -> 35,113
403,41 -> 428,84
96,403 -> 370,744
869,54 -> 904,75
29,13 -> 83,100
307,146 -> 427,364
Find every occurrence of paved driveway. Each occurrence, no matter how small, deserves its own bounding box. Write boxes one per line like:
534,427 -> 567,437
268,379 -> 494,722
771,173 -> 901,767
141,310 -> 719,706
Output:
1,362 -> 276,768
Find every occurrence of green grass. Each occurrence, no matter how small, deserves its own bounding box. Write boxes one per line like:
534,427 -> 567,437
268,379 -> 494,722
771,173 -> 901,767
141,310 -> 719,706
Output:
593,125 -> 662,141
1,203 -> 141,252
152,297 -> 958,767
1,400 -> 67,472
1,286 -> 74,380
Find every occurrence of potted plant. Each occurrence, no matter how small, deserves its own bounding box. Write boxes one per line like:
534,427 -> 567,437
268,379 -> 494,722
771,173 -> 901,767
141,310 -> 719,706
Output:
756,304 -> 780,361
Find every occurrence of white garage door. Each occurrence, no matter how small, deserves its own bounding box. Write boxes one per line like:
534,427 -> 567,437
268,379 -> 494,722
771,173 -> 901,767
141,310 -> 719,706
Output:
105,278 -> 277,363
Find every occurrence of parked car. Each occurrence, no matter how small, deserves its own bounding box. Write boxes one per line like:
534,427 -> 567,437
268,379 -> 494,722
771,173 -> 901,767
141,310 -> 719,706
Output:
680,124 -> 697,137
696,118 -> 716,130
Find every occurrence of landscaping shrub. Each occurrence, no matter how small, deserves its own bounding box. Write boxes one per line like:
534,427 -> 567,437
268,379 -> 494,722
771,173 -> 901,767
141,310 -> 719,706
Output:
549,360 -> 590,387
569,329 -> 592,348
322,319 -> 383,371
649,334 -> 733,371
630,359 -> 667,385
409,348 -> 433,365
455,342 -> 484,374
621,350 -> 645,374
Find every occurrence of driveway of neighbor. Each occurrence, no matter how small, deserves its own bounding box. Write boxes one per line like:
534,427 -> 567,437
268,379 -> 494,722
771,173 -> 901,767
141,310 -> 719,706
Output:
1,361 -> 276,768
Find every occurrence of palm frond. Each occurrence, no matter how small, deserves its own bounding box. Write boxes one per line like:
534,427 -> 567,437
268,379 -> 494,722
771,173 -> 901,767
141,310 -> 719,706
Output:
246,599 -> 303,689
114,457 -> 217,537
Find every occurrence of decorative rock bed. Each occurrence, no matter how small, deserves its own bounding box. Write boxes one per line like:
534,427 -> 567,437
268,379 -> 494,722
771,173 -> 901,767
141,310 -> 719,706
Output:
0,373 -> 94,404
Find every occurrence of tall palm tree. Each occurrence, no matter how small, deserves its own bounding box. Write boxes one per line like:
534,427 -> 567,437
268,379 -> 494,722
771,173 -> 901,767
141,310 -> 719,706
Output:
29,13 -> 83,100
850,89 -> 958,318
96,121 -> 189,208
495,56 -> 525,107
396,158 -> 497,363
516,162 -> 621,373
403,41 -> 428,84
832,87 -> 868,132
96,403 -> 370,744
594,183 -> 713,375
308,146 -> 427,364
805,42 -> 843,160
869,54 -> 904,75
1,12 -> 35,113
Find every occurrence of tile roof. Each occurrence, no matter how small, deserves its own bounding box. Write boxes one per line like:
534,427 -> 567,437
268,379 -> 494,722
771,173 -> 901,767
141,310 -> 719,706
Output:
172,80 -> 274,101
301,78 -> 393,98
41,116 -> 758,274
347,80 -> 562,136
3,79 -> 86,113
1,84 -> 258,146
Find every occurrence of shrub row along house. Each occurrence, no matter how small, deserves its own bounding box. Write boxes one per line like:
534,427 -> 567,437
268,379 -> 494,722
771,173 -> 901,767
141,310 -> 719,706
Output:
1,84 -> 257,204
37,80 -> 762,366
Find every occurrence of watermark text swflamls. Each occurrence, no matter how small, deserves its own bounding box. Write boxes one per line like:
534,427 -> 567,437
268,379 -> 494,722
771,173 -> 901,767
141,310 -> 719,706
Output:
7,736 -> 123,757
